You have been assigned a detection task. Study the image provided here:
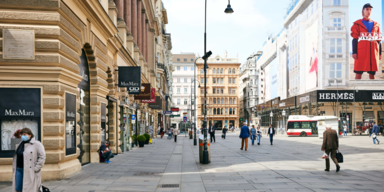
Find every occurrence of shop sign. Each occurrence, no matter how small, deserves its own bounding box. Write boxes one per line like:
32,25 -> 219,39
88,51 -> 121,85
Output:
317,90 -> 354,102
0,88 -> 40,118
118,66 -> 141,94
271,97 -> 280,107
65,93 -> 76,121
171,108 -> 179,112
296,91 -> 317,105
148,96 -> 162,109
141,88 -> 156,103
134,83 -> 151,100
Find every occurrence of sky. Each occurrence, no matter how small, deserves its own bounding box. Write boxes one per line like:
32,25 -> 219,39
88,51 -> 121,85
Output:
163,0 -> 291,64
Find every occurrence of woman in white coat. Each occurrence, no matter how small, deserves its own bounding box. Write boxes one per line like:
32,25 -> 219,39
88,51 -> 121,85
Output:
12,128 -> 46,192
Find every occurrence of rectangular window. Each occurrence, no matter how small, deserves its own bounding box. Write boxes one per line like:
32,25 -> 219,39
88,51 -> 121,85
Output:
333,18 -> 341,27
232,78 -> 236,84
184,58 -> 187,62
330,63 -> 342,78
191,88 -> 194,94
228,78 -> 231,84
232,88 -> 236,94
177,99 -> 180,105
200,69 -> 204,74
184,66 -> 187,71
191,66 -> 194,71
177,88 -> 180,93
177,78 -> 180,83
177,66 -> 180,71
213,78 -> 216,84
333,0 -> 340,6
184,88 -> 187,93
192,99 -> 195,105
330,39 -> 342,53
213,88 -> 216,94
200,78 -> 204,84
220,78 -> 223,84
191,58 -> 194,62
200,88 -> 204,94
184,78 -> 187,83
184,99 -> 187,105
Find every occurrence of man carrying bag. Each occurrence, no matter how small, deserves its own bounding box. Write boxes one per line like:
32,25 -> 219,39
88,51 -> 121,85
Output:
321,124 -> 340,172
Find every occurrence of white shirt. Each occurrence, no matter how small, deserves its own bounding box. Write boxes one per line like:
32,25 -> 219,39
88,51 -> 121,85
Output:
270,128 -> 273,134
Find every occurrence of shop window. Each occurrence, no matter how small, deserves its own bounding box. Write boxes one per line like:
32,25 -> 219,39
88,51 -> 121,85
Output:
65,93 -> 76,155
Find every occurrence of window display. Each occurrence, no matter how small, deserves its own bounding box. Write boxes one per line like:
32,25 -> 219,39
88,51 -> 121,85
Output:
1,120 -> 38,150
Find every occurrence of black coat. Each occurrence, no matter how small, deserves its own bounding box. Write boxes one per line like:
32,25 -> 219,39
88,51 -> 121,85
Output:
268,127 -> 275,135
209,126 -> 215,133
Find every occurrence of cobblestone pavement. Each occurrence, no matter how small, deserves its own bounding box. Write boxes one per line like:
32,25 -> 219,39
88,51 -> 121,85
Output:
1,132 -> 383,192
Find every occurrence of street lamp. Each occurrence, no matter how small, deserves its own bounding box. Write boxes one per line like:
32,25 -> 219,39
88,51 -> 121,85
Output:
192,74 -> 201,145
270,111 -> 273,125
282,110 -> 286,132
329,78 -> 339,130
202,0 -> 233,164
353,87 -> 358,135
134,103 -> 139,146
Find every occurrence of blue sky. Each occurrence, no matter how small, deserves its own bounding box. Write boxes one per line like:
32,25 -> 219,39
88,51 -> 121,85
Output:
350,0 -> 382,25
163,0 -> 291,63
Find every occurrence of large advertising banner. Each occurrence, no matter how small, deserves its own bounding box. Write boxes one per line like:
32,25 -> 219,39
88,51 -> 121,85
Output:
270,59 -> 278,99
305,18 -> 319,90
349,0 -> 382,80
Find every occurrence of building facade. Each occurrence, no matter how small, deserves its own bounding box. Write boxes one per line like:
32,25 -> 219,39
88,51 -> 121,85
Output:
196,52 -> 240,129
171,53 -> 196,130
0,0 -> 171,181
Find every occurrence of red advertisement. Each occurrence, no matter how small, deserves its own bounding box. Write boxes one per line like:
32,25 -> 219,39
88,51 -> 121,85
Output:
141,88 -> 156,103
171,108 -> 179,112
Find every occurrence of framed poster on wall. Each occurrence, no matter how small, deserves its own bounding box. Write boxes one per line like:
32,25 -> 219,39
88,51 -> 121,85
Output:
0,88 -> 41,157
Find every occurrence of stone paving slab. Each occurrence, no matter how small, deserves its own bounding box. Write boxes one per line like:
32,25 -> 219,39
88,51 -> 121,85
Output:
0,133 -> 383,192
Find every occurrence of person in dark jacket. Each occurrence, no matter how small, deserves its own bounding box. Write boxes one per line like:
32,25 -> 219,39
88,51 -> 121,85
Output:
372,121 -> 380,144
99,141 -> 113,163
222,126 -> 228,139
239,122 -> 250,151
268,124 -> 275,145
321,124 -> 340,172
209,123 -> 216,143
160,127 -> 164,138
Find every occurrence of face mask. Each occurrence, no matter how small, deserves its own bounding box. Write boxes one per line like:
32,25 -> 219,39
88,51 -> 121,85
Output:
21,135 -> 29,141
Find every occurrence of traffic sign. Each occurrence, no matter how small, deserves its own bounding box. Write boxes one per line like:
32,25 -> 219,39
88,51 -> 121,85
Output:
163,111 -> 172,115
131,114 -> 136,124
183,117 -> 187,122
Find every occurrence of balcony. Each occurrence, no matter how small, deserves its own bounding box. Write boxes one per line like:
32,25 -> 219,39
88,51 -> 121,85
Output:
325,26 -> 346,32
326,53 -> 345,59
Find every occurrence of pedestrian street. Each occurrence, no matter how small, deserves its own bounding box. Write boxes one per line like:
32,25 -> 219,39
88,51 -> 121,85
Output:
1,132 -> 382,192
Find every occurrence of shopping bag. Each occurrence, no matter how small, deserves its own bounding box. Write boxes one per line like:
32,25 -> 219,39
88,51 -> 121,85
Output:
321,152 -> 329,159
149,138 -> 152,144
336,150 -> 343,163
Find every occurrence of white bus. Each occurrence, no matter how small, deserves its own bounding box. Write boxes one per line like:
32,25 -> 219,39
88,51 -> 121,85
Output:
286,115 -> 338,137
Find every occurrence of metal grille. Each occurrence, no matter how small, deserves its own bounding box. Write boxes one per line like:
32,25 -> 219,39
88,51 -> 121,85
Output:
133,172 -> 162,177
158,184 -> 179,188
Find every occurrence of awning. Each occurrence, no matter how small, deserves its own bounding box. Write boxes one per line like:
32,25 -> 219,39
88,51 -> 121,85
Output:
363,111 -> 375,119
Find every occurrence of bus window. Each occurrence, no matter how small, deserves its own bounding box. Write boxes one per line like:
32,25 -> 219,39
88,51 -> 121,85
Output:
302,122 -> 311,129
288,122 -> 301,129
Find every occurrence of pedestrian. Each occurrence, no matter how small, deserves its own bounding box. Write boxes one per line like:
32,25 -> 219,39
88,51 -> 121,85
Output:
268,124 -> 275,145
209,123 -> 216,143
372,121 -> 380,144
343,124 -> 347,137
239,122 -> 250,151
369,122 -> 373,137
321,124 -> 340,172
350,3 -> 381,80
250,125 -> 256,145
12,128 -> 46,192
256,126 -> 262,145
222,126 -> 227,139
160,126 -> 164,139
173,127 -> 179,142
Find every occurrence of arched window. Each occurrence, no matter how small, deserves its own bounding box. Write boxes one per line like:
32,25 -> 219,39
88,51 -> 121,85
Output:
225,108 -> 228,114
229,98 -> 232,104
232,68 -> 235,73
213,68 -> 216,74
220,68 -> 223,74
233,98 -> 237,104
229,69 -> 231,74
229,108 -> 232,114
221,98 -> 224,104
200,69 -> 204,74
221,108 -> 223,114
233,108 -> 236,115
213,98 -> 216,104
213,108 -> 216,115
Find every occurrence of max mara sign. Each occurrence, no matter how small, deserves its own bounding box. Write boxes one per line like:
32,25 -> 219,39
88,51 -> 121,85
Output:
0,88 -> 41,118
5,109 -> 34,116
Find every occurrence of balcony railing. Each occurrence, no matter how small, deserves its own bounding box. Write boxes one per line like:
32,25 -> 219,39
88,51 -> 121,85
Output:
325,26 -> 346,32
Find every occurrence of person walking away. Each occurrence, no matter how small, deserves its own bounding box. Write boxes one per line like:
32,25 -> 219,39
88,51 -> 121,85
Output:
350,3 -> 382,80
99,141 -> 114,163
256,126 -> 262,145
160,127 -> 164,139
321,124 -> 340,172
12,128 -> 46,192
173,128 -> 179,142
209,123 -> 216,143
268,124 -> 275,145
343,124 -> 348,137
250,125 -> 256,145
369,122 -> 373,137
239,122 -> 250,151
372,121 -> 380,144
222,126 -> 227,139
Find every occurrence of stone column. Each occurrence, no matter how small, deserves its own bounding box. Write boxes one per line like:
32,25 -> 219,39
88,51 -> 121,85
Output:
141,12 -> 145,58
137,0 -> 142,50
114,0 -> 124,21
124,0 -> 131,33
131,0 -> 137,43
145,19 -> 148,62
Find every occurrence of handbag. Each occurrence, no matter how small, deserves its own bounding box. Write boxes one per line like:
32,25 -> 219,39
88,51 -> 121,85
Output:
336,150 -> 343,163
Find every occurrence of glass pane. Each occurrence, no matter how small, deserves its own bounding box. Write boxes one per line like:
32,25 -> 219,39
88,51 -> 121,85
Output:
78,88 -> 90,164
333,18 -> 337,22
66,120 -> 75,149
330,39 -> 335,45
337,63 -> 342,70
1,120 -> 38,150
338,18 -> 341,22
337,39 -> 342,45
330,71 -> 335,78
302,122 -> 311,128
336,71 -> 342,78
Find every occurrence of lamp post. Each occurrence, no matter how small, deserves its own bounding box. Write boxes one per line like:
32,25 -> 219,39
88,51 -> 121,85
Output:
134,103 -> 139,146
353,87 -> 358,135
329,78 -> 339,131
192,75 -> 201,145
282,110 -> 286,132
200,0 -> 233,164
270,111 -> 273,126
